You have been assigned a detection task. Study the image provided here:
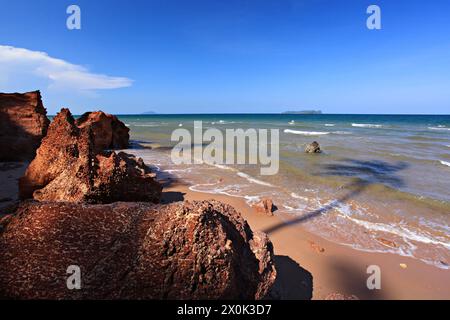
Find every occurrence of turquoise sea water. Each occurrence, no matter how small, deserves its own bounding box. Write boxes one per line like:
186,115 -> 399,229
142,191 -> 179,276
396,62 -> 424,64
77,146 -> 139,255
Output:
117,114 -> 450,269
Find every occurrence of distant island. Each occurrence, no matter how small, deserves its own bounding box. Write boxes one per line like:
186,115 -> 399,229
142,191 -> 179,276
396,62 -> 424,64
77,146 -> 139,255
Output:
282,110 -> 322,115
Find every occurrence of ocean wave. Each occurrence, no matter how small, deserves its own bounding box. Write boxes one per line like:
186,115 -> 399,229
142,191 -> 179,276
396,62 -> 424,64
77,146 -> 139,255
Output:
290,192 -> 309,201
236,172 -> 274,187
284,129 -> 330,136
211,120 -> 237,125
429,127 -> 450,131
324,124 -> 335,127
352,123 -> 383,128
440,161 -> 450,167
132,124 -> 161,127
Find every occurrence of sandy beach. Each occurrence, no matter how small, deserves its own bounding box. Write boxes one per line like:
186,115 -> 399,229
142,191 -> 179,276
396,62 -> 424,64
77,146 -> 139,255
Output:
162,181 -> 450,300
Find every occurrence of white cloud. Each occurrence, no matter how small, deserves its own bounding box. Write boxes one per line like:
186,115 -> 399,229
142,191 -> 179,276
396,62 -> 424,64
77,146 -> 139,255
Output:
0,45 -> 133,91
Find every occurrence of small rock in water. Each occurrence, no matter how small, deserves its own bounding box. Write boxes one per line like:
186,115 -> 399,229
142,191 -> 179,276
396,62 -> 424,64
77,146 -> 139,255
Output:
305,141 -> 322,153
400,263 -> 408,269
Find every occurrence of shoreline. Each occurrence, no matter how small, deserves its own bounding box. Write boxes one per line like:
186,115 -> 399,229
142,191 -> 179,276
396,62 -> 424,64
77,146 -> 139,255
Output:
162,181 -> 450,300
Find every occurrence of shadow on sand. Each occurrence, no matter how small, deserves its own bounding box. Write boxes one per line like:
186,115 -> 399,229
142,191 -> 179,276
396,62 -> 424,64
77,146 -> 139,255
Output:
267,255 -> 313,300
326,257 -> 392,300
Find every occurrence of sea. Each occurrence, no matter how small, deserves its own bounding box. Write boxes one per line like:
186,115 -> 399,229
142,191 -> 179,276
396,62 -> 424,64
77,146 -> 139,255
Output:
117,114 -> 450,269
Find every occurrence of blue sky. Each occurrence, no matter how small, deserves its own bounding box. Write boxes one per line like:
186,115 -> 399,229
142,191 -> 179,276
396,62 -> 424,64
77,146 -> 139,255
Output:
0,0 -> 449,114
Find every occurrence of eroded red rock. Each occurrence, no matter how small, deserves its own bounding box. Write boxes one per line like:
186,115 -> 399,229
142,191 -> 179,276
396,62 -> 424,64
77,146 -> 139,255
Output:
0,200 -> 276,300
0,91 -> 50,161
19,108 -> 161,203
252,198 -> 276,216
76,111 -> 129,153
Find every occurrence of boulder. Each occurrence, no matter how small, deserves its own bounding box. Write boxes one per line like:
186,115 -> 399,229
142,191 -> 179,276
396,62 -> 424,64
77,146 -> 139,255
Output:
0,91 -> 50,161
305,141 -> 322,154
19,108 -> 161,203
0,200 -> 276,300
76,111 -> 129,153
252,198 -> 276,216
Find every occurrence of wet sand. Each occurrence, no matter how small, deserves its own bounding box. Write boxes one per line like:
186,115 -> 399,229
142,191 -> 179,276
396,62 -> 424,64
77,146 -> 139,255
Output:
163,182 -> 450,300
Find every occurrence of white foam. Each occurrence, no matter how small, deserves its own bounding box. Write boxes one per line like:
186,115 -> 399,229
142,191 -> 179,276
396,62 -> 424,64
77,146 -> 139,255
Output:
244,195 -> 261,205
212,163 -> 235,171
324,124 -> 335,127
236,172 -> 274,187
133,124 -> 161,127
430,126 -> 449,130
284,129 -> 330,136
334,204 -> 450,250
282,204 -> 305,212
165,169 -> 191,173
440,161 -> 450,167
290,192 -> 309,201
352,123 -> 383,128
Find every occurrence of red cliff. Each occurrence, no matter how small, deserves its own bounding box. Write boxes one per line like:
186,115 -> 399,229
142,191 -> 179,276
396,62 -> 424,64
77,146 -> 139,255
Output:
0,91 -> 50,161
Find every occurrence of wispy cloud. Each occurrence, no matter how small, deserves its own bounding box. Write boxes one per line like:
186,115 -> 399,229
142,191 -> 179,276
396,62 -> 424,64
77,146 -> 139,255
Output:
0,45 -> 133,91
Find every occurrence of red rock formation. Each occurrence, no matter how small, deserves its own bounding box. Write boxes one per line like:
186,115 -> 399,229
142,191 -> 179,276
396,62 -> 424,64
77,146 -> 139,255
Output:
252,198 -> 276,216
0,91 -> 50,161
19,108 -> 161,203
76,111 -> 129,153
0,200 -> 276,300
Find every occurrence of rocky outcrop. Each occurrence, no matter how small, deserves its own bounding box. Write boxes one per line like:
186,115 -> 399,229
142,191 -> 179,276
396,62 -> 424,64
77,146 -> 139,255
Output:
0,200 -> 276,300
0,91 -> 50,161
305,141 -> 322,154
76,111 -> 129,153
19,108 -> 161,203
252,198 -> 276,216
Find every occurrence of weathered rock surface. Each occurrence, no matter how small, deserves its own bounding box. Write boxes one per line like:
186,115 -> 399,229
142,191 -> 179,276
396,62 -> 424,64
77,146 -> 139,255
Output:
0,91 -> 50,161
0,200 -> 276,300
76,111 -> 129,153
19,108 -> 161,203
305,141 -> 322,154
252,198 -> 276,216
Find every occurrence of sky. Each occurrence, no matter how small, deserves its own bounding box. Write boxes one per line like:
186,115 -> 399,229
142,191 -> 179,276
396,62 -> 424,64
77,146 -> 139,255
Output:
0,0 -> 450,115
